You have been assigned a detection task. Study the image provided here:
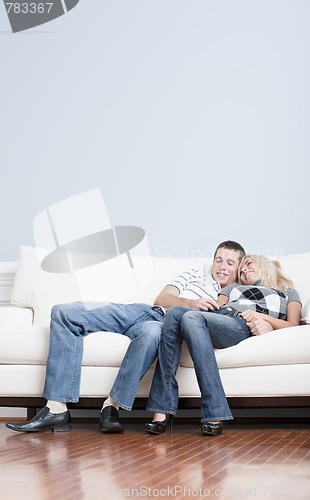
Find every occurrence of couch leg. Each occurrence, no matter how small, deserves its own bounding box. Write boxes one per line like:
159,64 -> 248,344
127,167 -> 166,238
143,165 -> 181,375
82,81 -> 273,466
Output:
27,408 -> 37,420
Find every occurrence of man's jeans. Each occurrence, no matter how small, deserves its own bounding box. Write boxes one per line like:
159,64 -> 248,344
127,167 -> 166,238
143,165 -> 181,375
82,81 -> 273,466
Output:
146,306 -> 250,422
110,320 -> 162,410
43,302 -> 163,409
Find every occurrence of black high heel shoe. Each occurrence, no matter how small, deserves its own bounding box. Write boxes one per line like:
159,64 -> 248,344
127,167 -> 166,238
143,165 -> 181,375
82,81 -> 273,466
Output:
201,421 -> 223,436
145,415 -> 174,435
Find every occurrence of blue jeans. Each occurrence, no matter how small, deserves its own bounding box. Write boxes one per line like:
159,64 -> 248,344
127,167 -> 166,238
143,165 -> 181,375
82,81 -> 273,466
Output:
146,306 -> 250,422
110,320 -> 162,410
43,302 -> 163,407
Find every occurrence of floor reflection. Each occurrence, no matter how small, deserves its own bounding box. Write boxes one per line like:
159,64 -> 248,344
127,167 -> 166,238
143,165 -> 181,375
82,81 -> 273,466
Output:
2,423 -> 310,499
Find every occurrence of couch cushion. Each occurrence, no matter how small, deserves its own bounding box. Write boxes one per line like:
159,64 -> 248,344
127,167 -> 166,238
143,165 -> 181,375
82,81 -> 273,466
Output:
180,325 -> 310,368
3,323 -> 310,371
0,306 -> 33,326
0,326 -> 131,366
10,246 -> 208,325
0,325 -> 51,364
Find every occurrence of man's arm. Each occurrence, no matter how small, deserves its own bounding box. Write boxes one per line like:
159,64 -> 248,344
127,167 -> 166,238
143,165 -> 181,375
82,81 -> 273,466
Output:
154,285 -> 219,311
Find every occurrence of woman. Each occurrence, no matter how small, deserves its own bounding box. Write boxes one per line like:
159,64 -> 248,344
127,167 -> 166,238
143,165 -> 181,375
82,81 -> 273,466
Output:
145,255 -> 302,436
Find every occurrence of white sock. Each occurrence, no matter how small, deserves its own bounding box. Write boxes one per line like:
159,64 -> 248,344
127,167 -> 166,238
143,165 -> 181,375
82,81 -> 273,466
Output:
46,401 -> 67,414
102,395 -> 119,411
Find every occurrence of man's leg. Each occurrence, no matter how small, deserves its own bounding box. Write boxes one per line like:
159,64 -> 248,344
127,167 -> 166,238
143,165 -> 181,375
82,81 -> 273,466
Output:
43,302 -> 157,403
5,302 -> 157,433
100,312 -> 165,433
109,320 -> 163,411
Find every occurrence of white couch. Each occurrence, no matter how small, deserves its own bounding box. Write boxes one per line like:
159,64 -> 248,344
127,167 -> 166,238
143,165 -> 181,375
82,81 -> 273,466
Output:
0,246 -> 310,419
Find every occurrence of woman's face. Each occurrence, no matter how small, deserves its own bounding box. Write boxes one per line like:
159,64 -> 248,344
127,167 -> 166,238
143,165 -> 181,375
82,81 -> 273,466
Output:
239,257 -> 262,285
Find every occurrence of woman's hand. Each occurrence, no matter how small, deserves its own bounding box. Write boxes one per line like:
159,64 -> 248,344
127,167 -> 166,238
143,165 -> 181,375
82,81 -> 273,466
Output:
240,310 -> 273,335
239,309 -> 263,323
240,301 -> 301,332
246,318 -> 273,336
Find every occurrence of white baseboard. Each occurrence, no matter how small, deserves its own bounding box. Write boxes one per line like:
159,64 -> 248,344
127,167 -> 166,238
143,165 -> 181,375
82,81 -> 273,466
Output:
0,407 -> 27,417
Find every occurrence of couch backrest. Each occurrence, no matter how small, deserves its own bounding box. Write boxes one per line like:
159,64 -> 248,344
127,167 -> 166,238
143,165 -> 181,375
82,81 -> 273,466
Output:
279,252 -> 310,309
10,246 -> 310,325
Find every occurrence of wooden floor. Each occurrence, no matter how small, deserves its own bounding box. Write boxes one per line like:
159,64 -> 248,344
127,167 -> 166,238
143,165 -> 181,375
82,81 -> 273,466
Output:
1,419 -> 310,499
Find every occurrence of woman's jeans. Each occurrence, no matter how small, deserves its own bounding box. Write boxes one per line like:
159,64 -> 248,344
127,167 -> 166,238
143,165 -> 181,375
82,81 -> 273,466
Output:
146,306 -> 251,423
43,302 -> 163,409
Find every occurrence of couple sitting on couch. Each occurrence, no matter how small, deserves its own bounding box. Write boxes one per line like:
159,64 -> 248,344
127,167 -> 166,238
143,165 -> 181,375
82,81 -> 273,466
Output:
5,240 -> 302,436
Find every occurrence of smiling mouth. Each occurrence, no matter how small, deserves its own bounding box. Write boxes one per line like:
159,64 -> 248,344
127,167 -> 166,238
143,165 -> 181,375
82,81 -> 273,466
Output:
243,271 -> 254,281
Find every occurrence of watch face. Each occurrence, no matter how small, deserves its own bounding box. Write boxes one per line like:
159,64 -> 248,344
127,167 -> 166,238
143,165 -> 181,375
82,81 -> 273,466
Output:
3,0 -> 80,33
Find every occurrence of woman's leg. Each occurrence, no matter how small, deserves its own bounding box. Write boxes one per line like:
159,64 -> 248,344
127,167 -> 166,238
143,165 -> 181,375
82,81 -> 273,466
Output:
146,306 -> 192,416
181,310 -> 250,423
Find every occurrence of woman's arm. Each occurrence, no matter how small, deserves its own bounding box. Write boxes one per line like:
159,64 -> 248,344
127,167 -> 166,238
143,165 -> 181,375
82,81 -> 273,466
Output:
240,301 -> 302,330
217,294 -> 229,306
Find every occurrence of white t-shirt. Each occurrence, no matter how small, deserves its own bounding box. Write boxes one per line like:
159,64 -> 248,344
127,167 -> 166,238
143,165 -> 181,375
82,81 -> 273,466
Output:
169,268 -> 221,301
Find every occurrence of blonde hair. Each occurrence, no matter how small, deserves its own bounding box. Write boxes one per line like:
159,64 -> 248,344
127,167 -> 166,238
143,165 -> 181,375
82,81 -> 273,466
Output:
238,255 -> 294,290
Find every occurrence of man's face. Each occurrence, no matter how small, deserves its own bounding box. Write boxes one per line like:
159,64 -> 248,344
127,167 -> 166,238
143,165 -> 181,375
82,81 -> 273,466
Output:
211,248 -> 241,288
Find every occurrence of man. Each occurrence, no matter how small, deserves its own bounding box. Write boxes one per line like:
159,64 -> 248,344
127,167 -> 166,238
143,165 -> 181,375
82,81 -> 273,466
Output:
6,240 -> 245,433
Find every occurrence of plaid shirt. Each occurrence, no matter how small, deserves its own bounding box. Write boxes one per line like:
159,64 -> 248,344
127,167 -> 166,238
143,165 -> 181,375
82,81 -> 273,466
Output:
219,282 -> 301,320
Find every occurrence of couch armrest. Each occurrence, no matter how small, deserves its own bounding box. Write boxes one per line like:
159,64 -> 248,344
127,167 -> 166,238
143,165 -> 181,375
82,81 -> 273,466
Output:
301,298 -> 310,325
0,305 -> 33,326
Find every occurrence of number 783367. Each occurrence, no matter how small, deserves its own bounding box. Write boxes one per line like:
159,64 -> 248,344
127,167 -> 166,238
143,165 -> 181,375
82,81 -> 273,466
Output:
5,3 -> 54,14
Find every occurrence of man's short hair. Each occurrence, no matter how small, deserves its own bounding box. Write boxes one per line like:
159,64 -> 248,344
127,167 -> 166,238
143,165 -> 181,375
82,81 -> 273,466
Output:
213,240 -> 245,262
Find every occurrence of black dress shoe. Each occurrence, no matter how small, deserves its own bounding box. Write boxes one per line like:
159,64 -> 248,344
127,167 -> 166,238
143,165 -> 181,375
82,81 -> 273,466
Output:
5,407 -> 72,433
201,421 -> 223,436
145,415 -> 174,435
99,406 -> 124,434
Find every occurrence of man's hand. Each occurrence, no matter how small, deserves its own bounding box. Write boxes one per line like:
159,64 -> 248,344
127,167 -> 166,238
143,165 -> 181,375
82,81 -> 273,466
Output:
239,310 -> 273,335
189,298 -> 219,311
154,285 -> 220,311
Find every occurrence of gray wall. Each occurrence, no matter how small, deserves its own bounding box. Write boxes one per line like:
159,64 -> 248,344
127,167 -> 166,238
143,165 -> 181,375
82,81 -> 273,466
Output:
1,0 -> 309,261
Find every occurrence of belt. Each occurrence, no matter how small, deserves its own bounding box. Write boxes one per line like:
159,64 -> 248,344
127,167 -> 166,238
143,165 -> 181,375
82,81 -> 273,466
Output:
151,306 -> 166,316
